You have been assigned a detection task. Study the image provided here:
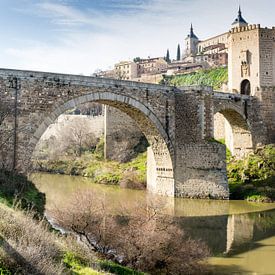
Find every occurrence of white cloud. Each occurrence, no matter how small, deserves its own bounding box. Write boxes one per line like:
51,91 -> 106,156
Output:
1,0 -> 274,74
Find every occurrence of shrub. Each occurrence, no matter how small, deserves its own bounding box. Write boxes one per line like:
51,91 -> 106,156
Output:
228,145 -> 275,201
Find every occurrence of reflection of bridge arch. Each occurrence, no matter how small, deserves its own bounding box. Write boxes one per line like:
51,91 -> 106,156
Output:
31,91 -> 175,196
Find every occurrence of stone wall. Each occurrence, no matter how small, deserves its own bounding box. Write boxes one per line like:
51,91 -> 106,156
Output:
104,106 -> 146,162
255,87 -> 275,143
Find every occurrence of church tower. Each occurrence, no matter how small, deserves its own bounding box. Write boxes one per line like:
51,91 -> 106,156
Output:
231,6 -> 248,28
185,24 -> 199,56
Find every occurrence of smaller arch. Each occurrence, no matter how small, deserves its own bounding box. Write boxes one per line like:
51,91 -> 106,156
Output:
240,79 -> 251,95
214,107 -> 253,158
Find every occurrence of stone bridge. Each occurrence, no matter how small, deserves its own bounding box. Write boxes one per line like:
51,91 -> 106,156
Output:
0,68 -> 270,199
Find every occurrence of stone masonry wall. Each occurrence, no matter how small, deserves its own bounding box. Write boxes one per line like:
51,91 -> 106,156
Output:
104,106 -> 146,162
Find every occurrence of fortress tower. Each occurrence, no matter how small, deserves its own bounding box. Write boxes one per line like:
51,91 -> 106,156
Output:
228,15 -> 275,142
228,23 -> 275,95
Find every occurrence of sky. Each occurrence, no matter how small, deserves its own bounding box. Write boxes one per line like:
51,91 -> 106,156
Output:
0,0 -> 274,75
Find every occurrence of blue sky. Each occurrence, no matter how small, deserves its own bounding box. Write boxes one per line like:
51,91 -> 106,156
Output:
0,0 -> 274,75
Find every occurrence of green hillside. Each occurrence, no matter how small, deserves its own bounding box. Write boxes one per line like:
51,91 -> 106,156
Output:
162,67 -> 228,90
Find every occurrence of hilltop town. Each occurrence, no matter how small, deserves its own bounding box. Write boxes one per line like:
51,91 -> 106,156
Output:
95,7 -> 248,86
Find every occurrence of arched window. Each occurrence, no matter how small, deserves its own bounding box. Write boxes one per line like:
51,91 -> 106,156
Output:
240,79 -> 251,95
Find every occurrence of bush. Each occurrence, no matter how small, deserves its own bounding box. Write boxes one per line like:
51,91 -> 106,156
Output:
228,145 -> 275,201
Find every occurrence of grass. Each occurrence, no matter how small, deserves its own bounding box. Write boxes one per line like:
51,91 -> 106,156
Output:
161,67 -> 228,90
98,260 -> 145,275
0,170 -> 144,274
36,151 -> 147,190
0,170 -> 45,215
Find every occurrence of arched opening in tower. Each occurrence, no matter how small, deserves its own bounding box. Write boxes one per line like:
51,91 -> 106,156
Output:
240,79 -> 251,95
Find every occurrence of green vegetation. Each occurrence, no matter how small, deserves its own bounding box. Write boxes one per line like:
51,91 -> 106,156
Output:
228,145 -> 275,202
177,44 -> 181,61
36,151 -> 147,190
0,170 -> 145,274
98,260 -> 145,275
63,252 -> 104,275
0,265 -> 11,275
0,170 -> 45,215
165,49 -> 171,63
162,67 -> 228,90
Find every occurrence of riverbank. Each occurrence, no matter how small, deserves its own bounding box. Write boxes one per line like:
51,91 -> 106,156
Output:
0,170 -> 145,274
34,144 -> 275,202
34,151 -> 147,190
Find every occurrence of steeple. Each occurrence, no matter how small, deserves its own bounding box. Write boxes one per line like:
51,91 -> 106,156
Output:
189,23 -> 198,39
232,6 -> 248,27
185,23 -> 199,57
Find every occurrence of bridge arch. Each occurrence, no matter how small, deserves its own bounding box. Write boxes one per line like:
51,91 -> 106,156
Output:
214,104 -> 253,158
31,91 -> 175,196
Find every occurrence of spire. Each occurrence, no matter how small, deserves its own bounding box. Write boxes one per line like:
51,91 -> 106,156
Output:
189,23 -> 198,39
232,5 -> 248,27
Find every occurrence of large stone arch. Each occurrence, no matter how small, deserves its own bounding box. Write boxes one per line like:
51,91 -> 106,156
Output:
214,104 -> 253,158
30,91 -> 175,196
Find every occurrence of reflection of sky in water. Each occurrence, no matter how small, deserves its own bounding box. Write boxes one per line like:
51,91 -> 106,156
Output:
31,173 -> 275,274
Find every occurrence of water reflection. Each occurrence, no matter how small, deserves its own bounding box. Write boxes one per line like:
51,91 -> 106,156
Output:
30,173 -> 275,274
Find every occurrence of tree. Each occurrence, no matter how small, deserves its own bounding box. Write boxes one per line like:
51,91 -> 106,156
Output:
133,57 -> 141,63
177,44 -> 181,61
165,49 -> 171,63
51,191 -> 210,274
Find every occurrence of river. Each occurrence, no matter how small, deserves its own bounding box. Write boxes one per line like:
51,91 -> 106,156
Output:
30,173 -> 275,274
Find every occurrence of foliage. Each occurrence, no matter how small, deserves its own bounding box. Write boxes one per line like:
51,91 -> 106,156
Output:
165,49 -> 171,63
98,260 -> 144,275
0,265 -> 11,275
133,57 -> 141,63
36,147 -> 147,190
63,252 -> 103,275
0,170 -> 45,215
161,67 -> 228,90
228,145 -> 275,201
93,137 -> 105,160
177,44 -> 181,61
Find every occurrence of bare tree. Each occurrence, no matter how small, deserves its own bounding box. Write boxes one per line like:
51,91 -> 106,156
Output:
51,191 -> 210,274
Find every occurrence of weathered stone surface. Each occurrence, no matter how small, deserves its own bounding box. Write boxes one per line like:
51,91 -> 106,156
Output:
0,68 -> 271,198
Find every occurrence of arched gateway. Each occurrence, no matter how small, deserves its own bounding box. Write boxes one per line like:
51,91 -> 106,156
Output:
0,69 -> 266,199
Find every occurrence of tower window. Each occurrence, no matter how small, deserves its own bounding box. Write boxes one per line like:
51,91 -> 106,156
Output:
266,72 -> 269,75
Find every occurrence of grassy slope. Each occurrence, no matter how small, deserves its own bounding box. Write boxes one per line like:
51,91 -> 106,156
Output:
0,171 -> 142,274
227,145 -> 275,202
162,67 -> 228,90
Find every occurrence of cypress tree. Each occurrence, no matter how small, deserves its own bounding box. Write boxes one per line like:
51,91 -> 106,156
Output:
166,49 -> 171,63
177,44 -> 181,61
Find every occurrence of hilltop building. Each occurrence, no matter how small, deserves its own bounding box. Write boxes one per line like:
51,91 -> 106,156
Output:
183,7 -> 249,67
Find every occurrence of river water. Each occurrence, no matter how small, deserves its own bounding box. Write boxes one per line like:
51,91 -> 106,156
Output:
31,173 -> 275,274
